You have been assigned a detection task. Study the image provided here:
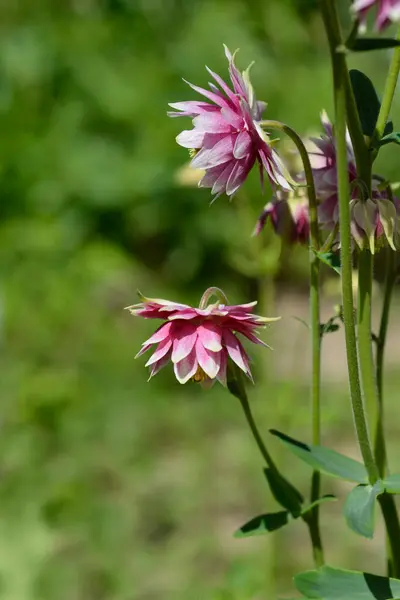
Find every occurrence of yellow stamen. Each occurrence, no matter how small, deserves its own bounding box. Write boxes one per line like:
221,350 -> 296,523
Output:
189,148 -> 199,158
192,366 -> 209,383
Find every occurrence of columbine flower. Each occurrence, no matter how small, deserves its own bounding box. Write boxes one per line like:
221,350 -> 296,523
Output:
352,0 -> 400,31
126,289 -> 279,385
254,187 -> 310,244
168,45 -> 291,199
350,191 -> 398,253
308,111 -> 357,202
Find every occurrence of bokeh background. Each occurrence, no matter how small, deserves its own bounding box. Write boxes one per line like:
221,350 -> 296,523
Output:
1,0 -> 400,598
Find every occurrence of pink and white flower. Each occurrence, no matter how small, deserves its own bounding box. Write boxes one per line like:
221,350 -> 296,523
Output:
254,188 -> 310,244
168,45 -> 291,199
126,290 -> 279,385
352,0 -> 400,31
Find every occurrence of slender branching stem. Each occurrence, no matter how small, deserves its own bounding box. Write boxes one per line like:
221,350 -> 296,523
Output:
260,120 -> 323,566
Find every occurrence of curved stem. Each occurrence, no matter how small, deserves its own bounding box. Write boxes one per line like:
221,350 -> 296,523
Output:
237,390 -> 276,470
199,286 -> 229,309
260,119 -> 324,566
374,25 -> 400,144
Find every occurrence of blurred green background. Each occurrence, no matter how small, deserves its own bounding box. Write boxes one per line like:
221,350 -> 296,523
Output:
1,1 -> 400,599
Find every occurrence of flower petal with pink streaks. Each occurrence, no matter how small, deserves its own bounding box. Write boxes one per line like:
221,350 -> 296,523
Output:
195,338 -> 221,379
145,338 -> 173,367
174,349 -> 198,384
149,353 -> 171,380
191,135 -> 234,169
142,322 -> 173,346
197,322 -> 223,351
176,129 -> 205,148
223,329 -> 251,375
217,350 -> 228,386
233,130 -> 252,159
171,323 -> 198,363
183,79 -> 231,110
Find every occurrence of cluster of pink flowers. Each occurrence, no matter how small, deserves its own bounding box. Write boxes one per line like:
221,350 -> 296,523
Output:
352,0 -> 400,31
309,111 -> 399,252
130,42 -> 399,386
127,292 -> 278,385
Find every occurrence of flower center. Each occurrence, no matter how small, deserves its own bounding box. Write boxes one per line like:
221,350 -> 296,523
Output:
192,366 -> 209,383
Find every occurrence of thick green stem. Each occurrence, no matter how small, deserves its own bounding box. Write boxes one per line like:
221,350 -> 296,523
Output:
320,0 -> 379,485
357,251 -> 378,455
374,26 -> 400,144
321,0 -> 400,576
375,249 -> 396,476
260,119 -> 324,566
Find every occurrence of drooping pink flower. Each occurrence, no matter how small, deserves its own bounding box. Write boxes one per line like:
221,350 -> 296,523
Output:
168,45 -> 291,199
308,111 -> 357,203
126,290 -> 279,385
254,188 -> 310,244
352,0 -> 400,31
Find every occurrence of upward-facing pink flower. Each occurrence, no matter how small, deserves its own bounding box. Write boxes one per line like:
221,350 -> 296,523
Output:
352,0 -> 400,30
126,289 -> 279,385
168,45 -> 291,199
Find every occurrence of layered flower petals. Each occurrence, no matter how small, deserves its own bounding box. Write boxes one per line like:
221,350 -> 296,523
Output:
168,46 -> 291,199
128,289 -> 279,386
352,0 -> 400,31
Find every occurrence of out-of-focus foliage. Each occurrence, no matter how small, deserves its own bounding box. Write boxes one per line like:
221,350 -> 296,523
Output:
0,1 -> 399,599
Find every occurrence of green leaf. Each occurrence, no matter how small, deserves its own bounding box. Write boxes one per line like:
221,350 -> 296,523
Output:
349,38 -> 400,52
270,429 -> 368,483
344,482 -> 384,538
295,565 -> 400,599
264,468 -> 304,517
301,495 -> 337,517
314,251 -> 341,274
379,132 -> 400,147
349,69 -> 393,137
383,473 -> 400,493
234,511 -> 289,538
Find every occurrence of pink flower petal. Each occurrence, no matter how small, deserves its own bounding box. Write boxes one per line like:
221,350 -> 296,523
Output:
195,338 -> 221,379
183,79 -> 231,110
145,338 -> 173,367
148,352 -> 171,380
171,323 -> 198,363
176,129 -> 205,149
142,322 -> 173,346
233,130 -> 252,159
135,343 -> 152,358
205,65 -> 239,107
223,329 -> 252,376
226,155 -> 254,196
193,113 -> 232,133
217,349 -> 228,386
197,322 -> 223,352
191,135 -> 234,169
174,348 -> 198,384
211,162 -> 235,195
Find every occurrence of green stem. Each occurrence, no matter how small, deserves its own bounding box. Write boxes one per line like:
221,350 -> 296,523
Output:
237,390 -> 276,470
378,493 -> 400,577
375,249 -> 396,476
374,25 -> 400,144
320,0 -> 380,485
377,249 -> 396,407
260,119 -> 324,566
357,250 -> 379,460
